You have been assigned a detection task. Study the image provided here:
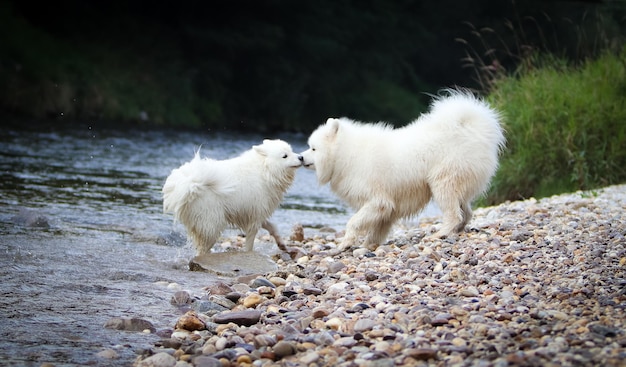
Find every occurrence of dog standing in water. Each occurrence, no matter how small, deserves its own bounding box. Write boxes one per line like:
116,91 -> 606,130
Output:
163,139 -> 302,255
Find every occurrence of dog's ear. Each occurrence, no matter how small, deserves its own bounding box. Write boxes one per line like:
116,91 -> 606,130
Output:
325,118 -> 340,136
253,143 -> 268,156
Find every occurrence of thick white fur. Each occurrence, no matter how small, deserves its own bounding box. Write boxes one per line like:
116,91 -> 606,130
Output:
301,89 -> 505,251
163,139 -> 302,255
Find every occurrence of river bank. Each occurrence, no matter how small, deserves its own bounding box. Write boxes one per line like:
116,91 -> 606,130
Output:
0,127 -> 351,367
133,184 -> 626,367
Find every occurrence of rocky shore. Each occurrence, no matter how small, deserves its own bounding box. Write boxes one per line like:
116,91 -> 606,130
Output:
133,185 -> 626,367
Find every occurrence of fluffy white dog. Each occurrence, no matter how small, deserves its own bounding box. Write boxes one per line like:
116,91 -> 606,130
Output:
301,89 -> 505,251
163,139 -> 302,255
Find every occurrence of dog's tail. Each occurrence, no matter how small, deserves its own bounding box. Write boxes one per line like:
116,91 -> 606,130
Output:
162,152 -> 233,217
429,88 -> 506,152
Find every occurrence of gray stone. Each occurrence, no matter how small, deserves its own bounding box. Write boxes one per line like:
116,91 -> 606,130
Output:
328,261 -> 346,273
354,318 -> 377,332
302,286 -> 323,295
190,356 -> 222,367
250,277 -> 276,288
193,300 -> 229,315
103,317 -> 155,333
136,352 -> 176,367
272,341 -> 297,358
212,310 -> 261,326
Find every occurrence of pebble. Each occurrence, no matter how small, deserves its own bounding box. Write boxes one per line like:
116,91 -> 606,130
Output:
242,293 -> 263,308
137,352 -> 176,367
212,310 -> 262,326
174,311 -> 205,331
327,282 -> 348,294
250,277 -> 275,289
354,318 -> 376,332
170,291 -> 191,306
193,300 -> 228,315
312,307 -> 330,319
190,356 -> 221,367
268,276 -> 287,286
290,223 -> 305,242
224,292 -> 242,303
328,261 -> 346,273
272,341 -> 297,358
136,185 -> 626,367
96,348 -> 119,359
325,317 -> 343,330
204,281 -> 234,295
253,334 -> 276,347
460,286 -> 480,297
404,348 -> 438,361
104,317 -> 155,333
299,351 -> 320,364
302,286 -> 323,295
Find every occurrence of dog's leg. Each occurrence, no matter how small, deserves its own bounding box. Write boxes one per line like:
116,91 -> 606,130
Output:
430,174 -> 474,238
432,195 -> 464,238
243,227 -> 260,251
365,220 -> 394,250
455,201 -> 473,233
342,199 -> 394,252
190,228 -> 219,255
262,220 -> 288,252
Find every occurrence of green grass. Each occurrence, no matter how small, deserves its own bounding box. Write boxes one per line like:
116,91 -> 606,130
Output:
482,48 -> 626,204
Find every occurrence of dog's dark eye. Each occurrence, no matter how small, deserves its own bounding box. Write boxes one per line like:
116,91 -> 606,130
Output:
282,154 -> 288,159
311,148 -> 316,152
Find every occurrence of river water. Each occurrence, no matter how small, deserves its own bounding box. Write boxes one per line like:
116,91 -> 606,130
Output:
0,125 -> 438,366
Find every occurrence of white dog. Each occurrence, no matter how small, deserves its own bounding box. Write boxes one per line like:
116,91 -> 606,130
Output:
163,139 -> 302,255
301,89 -> 505,251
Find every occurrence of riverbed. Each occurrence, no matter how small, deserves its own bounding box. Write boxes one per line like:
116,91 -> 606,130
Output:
0,125 -> 337,366
0,125 -> 440,366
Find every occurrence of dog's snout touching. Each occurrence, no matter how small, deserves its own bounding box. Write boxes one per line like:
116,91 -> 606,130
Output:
298,155 -> 304,162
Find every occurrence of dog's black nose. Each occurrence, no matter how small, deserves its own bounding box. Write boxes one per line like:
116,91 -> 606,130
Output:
298,155 -> 304,162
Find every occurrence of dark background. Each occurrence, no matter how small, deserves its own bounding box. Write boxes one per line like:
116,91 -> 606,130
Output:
1,0 -> 624,132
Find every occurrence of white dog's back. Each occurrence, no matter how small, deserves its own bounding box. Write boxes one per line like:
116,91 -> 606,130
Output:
301,89 -> 505,250
413,90 -> 504,156
411,90 -> 505,194
163,139 -> 302,255
162,153 -> 235,217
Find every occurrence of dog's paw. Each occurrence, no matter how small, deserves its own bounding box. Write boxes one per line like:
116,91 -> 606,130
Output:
339,239 -> 357,251
287,246 -> 307,260
326,238 -> 355,256
328,248 -> 345,257
272,245 -> 307,261
364,242 -> 380,251
426,230 -> 460,243
432,230 -> 448,239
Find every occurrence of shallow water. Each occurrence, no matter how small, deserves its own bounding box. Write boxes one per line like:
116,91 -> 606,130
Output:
0,126 -> 353,366
0,125 -> 439,366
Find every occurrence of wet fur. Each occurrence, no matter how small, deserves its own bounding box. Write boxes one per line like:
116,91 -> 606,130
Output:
163,139 -> 302,255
